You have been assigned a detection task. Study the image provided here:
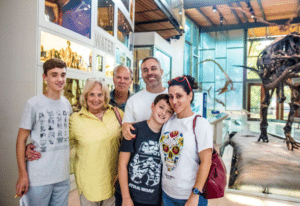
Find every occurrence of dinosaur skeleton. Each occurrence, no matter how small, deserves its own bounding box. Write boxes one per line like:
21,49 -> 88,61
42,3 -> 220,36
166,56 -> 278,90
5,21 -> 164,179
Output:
246,32 -> 300,150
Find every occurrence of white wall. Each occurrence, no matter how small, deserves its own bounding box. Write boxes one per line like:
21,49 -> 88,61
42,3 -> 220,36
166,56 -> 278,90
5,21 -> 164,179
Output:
0,0 -> 38,205
170,35 -> 185,78
134,32 -> 156,45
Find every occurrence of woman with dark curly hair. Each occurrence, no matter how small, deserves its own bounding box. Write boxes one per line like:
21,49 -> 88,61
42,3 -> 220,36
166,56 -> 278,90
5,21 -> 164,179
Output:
159,75 -> 213,206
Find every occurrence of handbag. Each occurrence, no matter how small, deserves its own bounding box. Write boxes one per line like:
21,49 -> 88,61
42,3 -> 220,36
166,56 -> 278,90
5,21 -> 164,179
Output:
193,115 -> 227,199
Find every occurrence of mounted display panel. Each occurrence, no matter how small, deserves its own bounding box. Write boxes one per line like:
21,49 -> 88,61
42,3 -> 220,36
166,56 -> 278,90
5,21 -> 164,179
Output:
44,0 -> 92,38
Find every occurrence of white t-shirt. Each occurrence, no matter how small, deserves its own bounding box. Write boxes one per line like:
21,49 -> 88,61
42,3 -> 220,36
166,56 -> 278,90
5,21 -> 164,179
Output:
19,94 -> 72,186
122,88 -> 168,123
159,114 -> 213,199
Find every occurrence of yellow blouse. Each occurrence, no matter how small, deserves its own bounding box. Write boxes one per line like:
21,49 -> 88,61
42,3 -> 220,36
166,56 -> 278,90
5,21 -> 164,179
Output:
69,106 -> 123,202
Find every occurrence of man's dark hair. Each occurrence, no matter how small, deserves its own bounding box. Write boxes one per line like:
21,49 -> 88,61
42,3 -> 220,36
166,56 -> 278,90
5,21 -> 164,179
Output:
43,58 -> 67,75
153,94 -> 171,106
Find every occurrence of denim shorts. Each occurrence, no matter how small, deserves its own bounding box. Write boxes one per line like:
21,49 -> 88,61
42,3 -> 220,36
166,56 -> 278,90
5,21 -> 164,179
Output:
162,190 -> 207,206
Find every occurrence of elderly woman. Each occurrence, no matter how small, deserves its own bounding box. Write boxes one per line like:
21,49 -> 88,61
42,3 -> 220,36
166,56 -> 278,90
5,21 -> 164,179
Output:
69,78 -> 123,206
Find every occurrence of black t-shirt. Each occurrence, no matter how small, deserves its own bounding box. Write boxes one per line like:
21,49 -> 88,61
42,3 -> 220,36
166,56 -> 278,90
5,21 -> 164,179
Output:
116,121 -> 162,205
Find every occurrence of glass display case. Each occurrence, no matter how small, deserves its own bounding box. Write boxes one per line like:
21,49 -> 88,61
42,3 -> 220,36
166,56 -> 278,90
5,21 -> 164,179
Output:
97,0 -> 114,35
121,0 -> 130,11
116,47 -> 126,65
105,54 -> 115,78
96,54 -> 103,72
45,0 -> 92,38
117,9 -> 132,47
43,78 -> 86,112
40,31 -> 92,72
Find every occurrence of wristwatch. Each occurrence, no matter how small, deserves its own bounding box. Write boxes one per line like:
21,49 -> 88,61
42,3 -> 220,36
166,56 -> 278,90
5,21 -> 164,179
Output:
192,188 -> 204,196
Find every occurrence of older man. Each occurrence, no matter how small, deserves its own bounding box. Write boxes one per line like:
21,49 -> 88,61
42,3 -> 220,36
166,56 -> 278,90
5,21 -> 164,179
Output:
122,56 -> 168,139
109,65 -> 133,111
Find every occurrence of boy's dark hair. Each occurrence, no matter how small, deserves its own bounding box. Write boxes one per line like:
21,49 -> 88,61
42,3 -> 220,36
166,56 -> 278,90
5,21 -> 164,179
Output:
153,94 -> 171,106
43,58 -> 67,75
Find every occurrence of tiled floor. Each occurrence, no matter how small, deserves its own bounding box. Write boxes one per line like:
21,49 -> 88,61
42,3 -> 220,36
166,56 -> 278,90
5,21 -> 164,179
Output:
67,119 -> 300,206
68,190 -> 80,206
68,189 -> 300,206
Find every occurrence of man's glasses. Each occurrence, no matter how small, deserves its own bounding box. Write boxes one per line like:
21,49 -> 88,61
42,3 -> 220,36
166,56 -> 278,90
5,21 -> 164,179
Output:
168,76 -> 192,91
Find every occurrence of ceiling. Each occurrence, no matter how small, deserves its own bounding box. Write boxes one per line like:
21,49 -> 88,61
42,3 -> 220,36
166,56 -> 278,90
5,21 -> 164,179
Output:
134,0 -> 183,40
134,0 -> 300,39
184,0 -> 300,38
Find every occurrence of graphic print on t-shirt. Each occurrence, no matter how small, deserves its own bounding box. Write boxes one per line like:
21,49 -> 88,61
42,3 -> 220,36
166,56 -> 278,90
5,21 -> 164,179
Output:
160,131 -> 184,171
37,109 -> 69,152
129,140 -> 161,189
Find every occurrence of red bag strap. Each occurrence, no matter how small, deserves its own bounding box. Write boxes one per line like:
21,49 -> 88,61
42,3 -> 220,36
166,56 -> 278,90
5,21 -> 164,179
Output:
113,107 -> 122,126
193,115 -> 202,151
193,115 -> 215,153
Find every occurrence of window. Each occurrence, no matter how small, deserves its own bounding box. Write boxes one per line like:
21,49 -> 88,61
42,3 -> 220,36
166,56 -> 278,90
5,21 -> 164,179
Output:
154,48 -> 172,88
183,18 -> 199,78
247,39 -> 274,79
184,42 -> 192,74
199,30 -> 246,115
126,57 -> 131,68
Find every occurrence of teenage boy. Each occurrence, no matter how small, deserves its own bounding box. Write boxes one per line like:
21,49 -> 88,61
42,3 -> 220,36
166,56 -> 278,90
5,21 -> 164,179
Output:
16,58 -> 72,206
115,94 -> 173,206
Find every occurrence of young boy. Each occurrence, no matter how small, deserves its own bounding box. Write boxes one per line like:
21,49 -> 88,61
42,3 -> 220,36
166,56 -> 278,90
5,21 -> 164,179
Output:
115,94 -> 173,206
16,58 -> 72,206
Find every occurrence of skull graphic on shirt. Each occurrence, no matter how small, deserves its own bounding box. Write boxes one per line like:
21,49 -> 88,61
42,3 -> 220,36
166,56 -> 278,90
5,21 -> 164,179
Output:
160,131 -> 184,171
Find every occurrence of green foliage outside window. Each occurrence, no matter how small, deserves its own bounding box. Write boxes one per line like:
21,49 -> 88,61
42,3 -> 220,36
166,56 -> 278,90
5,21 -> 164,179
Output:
247,39 -> 274,80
